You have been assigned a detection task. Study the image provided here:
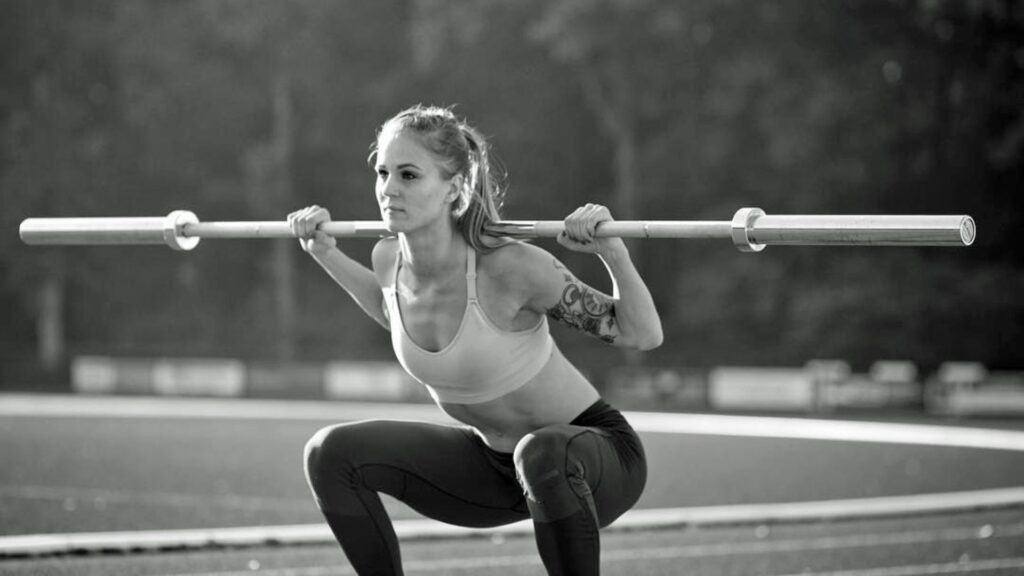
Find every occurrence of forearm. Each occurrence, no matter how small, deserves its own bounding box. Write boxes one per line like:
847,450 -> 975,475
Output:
310,247 -> 388,329
598,242 -> 663,350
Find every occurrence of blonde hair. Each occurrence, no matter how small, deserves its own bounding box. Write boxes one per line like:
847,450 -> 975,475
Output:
370,105 -> 506,253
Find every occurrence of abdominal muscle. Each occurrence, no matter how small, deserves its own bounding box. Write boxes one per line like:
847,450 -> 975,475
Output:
437,343 -> 601,453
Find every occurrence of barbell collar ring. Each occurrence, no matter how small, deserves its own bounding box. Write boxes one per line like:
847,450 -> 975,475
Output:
731,207 -> 766,252
162,210 -> 201,251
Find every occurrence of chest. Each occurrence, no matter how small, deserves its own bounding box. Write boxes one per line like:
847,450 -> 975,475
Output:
395,285 -> 467,352
393,273 -> 536,353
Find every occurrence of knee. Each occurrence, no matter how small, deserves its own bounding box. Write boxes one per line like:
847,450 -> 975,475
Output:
303,422 -> 369,486
513,426 -> 571,484
303,425 -> 331,479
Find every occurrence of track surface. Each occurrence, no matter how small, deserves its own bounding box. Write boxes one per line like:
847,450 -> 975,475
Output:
2,509 -> 1023,575
1,396 -> 1023,574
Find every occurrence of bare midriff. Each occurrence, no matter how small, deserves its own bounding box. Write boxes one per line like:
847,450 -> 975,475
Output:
438,344 -> 600,453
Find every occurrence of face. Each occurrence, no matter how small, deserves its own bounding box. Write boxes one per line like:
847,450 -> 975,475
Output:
374,129 -> 460,234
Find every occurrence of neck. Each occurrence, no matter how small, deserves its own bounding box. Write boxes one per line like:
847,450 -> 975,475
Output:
398,218 -> 465,282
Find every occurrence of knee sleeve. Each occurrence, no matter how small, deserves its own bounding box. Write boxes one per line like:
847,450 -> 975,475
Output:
513,427 -> 597,523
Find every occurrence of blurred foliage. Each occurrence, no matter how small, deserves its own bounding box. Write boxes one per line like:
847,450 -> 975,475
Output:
1,0 -> 1021,378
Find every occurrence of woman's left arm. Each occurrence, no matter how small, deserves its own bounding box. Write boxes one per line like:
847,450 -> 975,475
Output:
523,204 -> 663,350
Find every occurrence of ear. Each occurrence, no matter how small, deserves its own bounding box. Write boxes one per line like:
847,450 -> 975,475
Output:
446,174 -> 464,203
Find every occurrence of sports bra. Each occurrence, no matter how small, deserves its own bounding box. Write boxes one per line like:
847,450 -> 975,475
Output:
381,247 -> 554,404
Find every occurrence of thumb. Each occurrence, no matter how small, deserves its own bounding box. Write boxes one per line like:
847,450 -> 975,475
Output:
557,231 -> 584,250
556,231 -> 572,248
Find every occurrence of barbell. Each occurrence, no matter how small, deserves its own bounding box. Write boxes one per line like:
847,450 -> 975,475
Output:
18,208 -> 975,252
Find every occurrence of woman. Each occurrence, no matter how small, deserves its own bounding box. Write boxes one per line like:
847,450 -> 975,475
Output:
293,105 -> 662,576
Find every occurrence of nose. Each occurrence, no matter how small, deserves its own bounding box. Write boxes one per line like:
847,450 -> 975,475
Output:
378,175 -> 399,198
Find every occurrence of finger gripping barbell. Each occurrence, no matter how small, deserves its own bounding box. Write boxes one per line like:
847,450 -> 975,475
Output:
18,208 -> 976,252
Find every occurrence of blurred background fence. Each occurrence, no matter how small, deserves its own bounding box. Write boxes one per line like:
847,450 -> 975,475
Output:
1,0 -> 1021,398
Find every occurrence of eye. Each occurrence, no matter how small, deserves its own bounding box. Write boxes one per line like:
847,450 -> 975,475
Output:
376,168 -> 388,179
401,171 -> 417,180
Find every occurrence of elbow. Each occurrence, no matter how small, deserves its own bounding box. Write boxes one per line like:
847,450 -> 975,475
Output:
626,327 -> 663,351
636,333 -> 663,351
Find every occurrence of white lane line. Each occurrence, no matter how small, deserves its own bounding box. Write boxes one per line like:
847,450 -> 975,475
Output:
630,411 -> 1024,453
618,487 -> 1024,528
3,490 -> 1023,557
0,395 -> 454,423
4,394 -> 1024,452
0,485 -> 310,513
158,557 -> 1024,576
150,529 -> 1024,576
773,557 -> 1024,576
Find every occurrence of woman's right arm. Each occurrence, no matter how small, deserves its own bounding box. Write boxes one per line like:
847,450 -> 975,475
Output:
288,205 -> 389,330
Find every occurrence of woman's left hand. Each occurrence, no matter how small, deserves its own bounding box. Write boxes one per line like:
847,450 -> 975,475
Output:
557,203 -> 626,256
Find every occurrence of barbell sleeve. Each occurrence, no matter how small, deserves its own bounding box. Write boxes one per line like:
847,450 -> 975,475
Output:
18,208 -> 975,252
18,211 -> 202,251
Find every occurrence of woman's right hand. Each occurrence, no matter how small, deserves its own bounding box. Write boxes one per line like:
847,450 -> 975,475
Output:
287,205 -> 337,255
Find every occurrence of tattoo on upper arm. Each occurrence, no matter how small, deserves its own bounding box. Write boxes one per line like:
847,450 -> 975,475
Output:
546,260 -> 617,343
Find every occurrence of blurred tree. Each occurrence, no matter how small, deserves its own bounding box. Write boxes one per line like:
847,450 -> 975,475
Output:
2,0 -> 1020,384
111,1 -> 305,359
0,1 -> 121,377
106,0 -> 412,359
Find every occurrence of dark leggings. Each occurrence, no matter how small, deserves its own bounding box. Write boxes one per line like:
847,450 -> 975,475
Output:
303,399 -> 646,576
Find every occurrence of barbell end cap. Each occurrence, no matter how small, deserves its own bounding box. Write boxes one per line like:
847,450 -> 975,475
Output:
732,207 -> 766,252
960,216 -> 976,246
163,210 -> 201,251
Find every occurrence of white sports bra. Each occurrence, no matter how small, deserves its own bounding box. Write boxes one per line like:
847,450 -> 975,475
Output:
382,248 -> 554,404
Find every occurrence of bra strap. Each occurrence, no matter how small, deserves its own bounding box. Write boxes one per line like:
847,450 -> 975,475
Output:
393,248 -> 402,290
466,249 -> 478,302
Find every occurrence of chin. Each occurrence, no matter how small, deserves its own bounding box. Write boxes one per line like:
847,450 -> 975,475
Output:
382,215 -> 407,234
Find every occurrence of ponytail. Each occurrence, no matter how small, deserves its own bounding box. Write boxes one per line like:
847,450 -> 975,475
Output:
456,125 -> 505,253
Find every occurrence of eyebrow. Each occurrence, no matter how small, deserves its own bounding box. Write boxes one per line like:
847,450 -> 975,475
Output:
376,163 -> 421,171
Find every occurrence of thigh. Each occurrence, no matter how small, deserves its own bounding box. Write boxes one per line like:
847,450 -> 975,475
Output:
558,425 -> 648,527
322,419 -> 529,528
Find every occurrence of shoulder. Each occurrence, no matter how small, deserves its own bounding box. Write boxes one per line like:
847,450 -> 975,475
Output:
371,237 -> 399,285
478,240 -> 570,305
479,240 -> 557,280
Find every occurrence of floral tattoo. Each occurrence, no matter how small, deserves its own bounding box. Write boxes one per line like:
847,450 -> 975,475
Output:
546,260 -> 617,343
